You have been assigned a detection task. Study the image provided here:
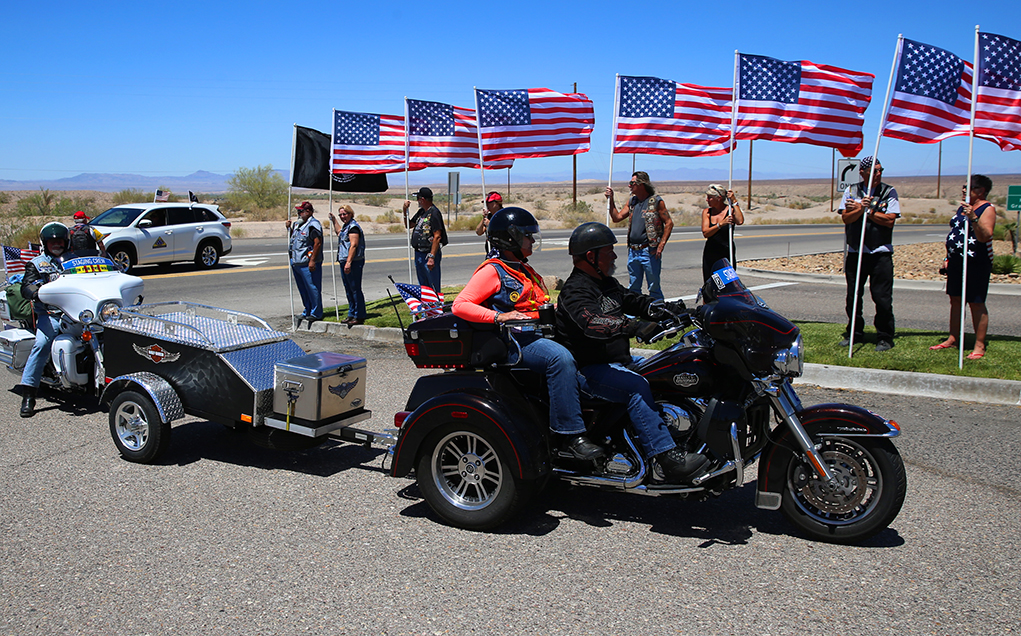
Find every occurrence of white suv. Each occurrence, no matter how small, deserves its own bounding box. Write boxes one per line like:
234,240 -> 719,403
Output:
90,202 -> 233,273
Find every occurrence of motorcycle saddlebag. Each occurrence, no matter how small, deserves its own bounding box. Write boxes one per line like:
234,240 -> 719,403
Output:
0,327 -> 36,371
403,313 -> 506,369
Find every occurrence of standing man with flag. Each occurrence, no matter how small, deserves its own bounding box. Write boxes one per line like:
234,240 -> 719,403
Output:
402,187 -> 446,293
838,157 -> 900,352
285,201 -> 324,326
604,171 -> 672,301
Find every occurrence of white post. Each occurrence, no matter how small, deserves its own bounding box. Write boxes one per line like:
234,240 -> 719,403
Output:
287,124 -> 298,331
404,97 -> 413,282
848,35 -> 900,358
327,130 -> 338,321
474,87 -> 488,223
960,25 -> 981,369
729,51 -> 740,267
607,74 -> 621,226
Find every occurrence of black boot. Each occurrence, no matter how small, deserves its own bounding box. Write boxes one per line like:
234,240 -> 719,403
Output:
20,385 -> 36,418
560,435 -> 606,461
655,448 -> 709,482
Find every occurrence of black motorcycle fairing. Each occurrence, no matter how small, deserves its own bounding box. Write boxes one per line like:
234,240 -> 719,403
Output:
756,402 -> 900,496
392,372 -> 550,481
634,344 -> 720,398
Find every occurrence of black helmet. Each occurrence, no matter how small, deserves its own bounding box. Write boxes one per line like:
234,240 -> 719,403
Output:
39,222 -> 70,256
488,207 -> 540,253
568,222 -> 617,255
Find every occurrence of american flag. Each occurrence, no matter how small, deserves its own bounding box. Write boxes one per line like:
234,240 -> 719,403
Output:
394,281 -> 445,318
332,110 -> 409,174
154,189 -> 169,202
476,88 -> 594,162
613,75 -> 734,157
882,38 -> 974,145
975,32 -> 1021,152
3,245 -> 41,277
406,99 -> 513,170
736,54 -> 873,156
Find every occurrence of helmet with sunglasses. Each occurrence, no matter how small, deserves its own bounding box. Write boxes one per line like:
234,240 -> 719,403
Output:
488,207 -> 540,253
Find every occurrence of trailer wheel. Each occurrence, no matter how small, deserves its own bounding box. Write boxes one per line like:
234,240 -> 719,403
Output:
109,390 -> 171,464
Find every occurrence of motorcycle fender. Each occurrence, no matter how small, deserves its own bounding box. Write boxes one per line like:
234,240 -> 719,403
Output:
755,403 -> 900,507
391,390 -> 548,482
101,372 -> 185,424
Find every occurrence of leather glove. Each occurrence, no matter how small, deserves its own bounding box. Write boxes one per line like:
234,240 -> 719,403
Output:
624,319 -> 660,343
646,300 -> 686,321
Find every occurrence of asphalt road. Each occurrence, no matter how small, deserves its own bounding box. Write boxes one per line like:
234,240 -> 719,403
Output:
134,224 -> 1021,337
2,326 -> 1019,635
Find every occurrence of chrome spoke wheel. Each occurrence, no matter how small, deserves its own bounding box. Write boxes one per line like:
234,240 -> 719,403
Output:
789,438 -> 882,526
430,430 -> 504,512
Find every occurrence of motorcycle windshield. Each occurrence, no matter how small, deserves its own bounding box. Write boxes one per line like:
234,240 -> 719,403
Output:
701,259 -> 756,305
62,256 -> 120,275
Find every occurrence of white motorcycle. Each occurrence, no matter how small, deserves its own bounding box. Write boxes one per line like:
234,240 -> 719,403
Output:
1,255 -> 144,394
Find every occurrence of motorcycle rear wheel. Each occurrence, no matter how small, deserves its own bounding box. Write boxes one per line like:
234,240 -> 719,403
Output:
416,424 -> 534,531
781,436 -> 906,544
109,390 -> 171,464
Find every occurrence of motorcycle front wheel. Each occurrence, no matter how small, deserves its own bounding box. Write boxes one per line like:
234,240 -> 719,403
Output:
416,424 -> 535,531
781,436 -> 906,544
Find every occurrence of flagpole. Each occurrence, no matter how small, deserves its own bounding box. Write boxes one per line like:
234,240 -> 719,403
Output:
287,124 -> 298,331
729,50 -> 740,266
328,116 -> 339,322
960,25 -> 981,369
848,34 -> 900,358
404,97 -> 413,282
474,87 -> 488,209
607,74 -> 621,225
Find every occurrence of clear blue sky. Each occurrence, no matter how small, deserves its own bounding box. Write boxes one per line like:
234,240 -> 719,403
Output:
3,0 -> 1020,188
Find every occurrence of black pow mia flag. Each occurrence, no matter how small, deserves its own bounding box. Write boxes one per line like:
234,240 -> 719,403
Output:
291,125 -> 389,192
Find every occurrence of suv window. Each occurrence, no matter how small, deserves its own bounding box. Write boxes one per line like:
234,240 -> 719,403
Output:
92,207 -> 143,227
197,209 -> 219,222
167,207 -> 198,225
142,209 -> 167,228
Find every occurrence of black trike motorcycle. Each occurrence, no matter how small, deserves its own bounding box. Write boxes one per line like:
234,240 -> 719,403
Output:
390,261 -> 906,544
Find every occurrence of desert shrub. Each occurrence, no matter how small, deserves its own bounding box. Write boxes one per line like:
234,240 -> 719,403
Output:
672,210 -> 701,227
243,207 -> 287,222
379,210 -> 400,224
361,194 -> 390,207
0,192 -> 9,204
0,222 -> 42,249
53,195 -> 97,217
533,198 -> 547,211
586,186 -> 603,195
557,200 -> 595,228
991,254 -> 1021,274
786,199 -> 813,210
387,224 -> 404,233
448,214 -> 482,232
113,188 -> 146,205
15,188 -> 56,216
355,214 -> 372,223
226,164 -> 287,210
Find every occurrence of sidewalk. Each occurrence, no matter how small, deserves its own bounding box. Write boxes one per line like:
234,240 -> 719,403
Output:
301,319 -> 1021,407
741,267 -> 1021,296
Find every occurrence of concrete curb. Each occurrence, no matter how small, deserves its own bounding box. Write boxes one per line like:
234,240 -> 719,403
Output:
741,267 -> 1021,295
295,321 -> 1020,407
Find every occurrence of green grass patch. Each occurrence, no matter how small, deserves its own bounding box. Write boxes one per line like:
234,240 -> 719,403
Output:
638,320 -> 1021,381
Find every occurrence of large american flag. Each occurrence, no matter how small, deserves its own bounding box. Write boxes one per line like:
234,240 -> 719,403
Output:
406,99 -> 513,171
3,245 -> 41,277
394,281 -> 444,318
975,31 -> 1021,152
613,75 -> 734,157
736,54 -> 873,156
882,38 -> 975,145
476,88 -> 594,162
332,110 -> 409,174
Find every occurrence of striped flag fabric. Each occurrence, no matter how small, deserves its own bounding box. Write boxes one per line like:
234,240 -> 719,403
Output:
476,88 -> 595,162
736,54 -> 873,156
881,38 -> 975,145
154,189 -> 170,202
3,245 -> 41,278
394,281 -> 445,318
975,31 -> 1021,152
406,99 -> 513,171
613,75 -> 734,157
332,110 -> 408,174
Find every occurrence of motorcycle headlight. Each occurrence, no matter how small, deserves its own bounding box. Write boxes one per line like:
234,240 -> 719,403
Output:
99,301 -> 122,322
772,334 -> 803,377
79,309 -> 95,324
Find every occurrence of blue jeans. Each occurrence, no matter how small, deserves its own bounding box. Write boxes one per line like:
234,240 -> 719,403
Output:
341,259 -> 367,320
21,313 -> 60,389
515,333 -> 586,435
291,262 -> 323,319
414,251 -> 442,293
578,358 -> 676,458
627,247 -> 664,301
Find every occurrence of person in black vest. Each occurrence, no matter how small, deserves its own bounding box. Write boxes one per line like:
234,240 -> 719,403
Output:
68,211 -> 108,258
402,187 -> 446,292
838,156 -> 900,352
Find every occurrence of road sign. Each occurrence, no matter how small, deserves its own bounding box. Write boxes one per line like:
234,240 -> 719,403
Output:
837,158 -> 859,193
1007,185 -> 1021,212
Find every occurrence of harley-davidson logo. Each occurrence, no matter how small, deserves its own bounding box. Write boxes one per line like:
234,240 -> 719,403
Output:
672,372 -> 698,387
329,377 -> 359,399
132,343 -> 181,364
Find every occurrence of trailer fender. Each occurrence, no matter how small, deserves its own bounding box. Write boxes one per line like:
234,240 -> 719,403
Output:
102,372 -> 185,424
391,390 -> 548,481
755,402 -> 901,506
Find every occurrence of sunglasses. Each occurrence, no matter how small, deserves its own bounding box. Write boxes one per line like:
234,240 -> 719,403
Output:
628,180 -> 638,186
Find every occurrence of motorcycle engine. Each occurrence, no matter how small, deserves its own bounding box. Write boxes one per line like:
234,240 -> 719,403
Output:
659,400 -> 702,442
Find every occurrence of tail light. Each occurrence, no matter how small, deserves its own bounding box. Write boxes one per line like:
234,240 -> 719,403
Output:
394,411 -> 411,428
221,221 -> 232,229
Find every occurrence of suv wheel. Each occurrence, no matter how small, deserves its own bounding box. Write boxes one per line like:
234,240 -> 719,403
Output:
109,245 -> 135,273
195,241 -> 220,268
